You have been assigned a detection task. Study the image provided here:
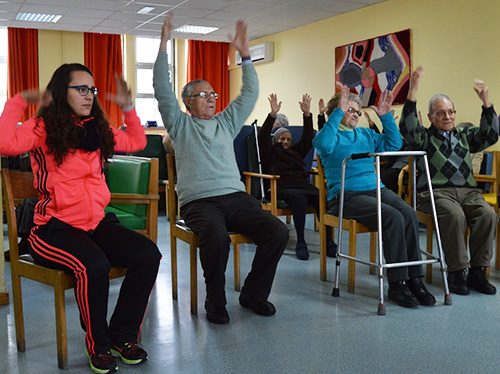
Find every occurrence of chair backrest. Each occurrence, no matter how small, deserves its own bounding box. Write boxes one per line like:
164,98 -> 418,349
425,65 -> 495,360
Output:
2,169 -> 38,263
105,156 -> 152,217
128,134 -> 167,182
105,155 -> 159,242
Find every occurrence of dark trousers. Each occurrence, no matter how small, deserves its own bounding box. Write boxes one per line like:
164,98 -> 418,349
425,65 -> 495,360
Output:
180,192 -> 288,307
278,187 -> 333,245
28,213 -> 162,355
328,188 -> 424,283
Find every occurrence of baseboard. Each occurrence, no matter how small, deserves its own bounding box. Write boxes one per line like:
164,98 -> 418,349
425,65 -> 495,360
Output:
0,292 -> 9,305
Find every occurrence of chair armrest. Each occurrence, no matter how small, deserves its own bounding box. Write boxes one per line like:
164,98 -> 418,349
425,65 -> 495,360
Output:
474,174 -> 496,183
110,193 -> 159,204
243,171 -> 281,180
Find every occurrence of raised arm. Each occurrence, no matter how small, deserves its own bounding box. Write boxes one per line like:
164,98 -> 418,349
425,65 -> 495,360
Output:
295,94 -> 314,157
229,19 -> 250,58
218,19 -> 258,133
0,90 -> 52,155
110,75 -> 146,153
258,94 -> 280,163
399,66 -> 428,149
467,79 -> 499,151
313,86 -> 349,155
153,13 -> 185,137
317,98 -> 326,130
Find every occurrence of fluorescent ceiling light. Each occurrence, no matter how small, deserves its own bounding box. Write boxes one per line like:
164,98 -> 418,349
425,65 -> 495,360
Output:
138,7 -> 155,14
15,12 -> 62,23
174,25 -> 218,35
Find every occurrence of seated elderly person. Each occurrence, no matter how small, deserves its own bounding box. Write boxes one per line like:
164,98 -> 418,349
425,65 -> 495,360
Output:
400,66 -> 499,296
272,112 -> 289,129
313,86 -> 435,308
258,93 -> 337,260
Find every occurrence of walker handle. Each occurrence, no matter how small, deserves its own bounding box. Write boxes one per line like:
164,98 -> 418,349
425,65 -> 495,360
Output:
351,152 -> 371,160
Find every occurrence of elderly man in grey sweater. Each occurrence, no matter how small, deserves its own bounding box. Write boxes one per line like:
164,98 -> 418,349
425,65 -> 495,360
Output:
153,14 -> 288,325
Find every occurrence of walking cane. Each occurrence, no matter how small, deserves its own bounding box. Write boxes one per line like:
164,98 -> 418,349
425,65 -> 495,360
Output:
251,119 -> 266,201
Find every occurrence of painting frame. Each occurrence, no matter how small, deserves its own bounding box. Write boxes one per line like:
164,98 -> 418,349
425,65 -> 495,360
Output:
335,29 -> 411,107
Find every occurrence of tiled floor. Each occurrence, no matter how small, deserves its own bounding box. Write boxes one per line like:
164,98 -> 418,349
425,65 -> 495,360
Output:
2,214 -> 500,374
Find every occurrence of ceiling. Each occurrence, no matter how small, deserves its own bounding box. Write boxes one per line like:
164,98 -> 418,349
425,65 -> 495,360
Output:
0,0 -> 387,42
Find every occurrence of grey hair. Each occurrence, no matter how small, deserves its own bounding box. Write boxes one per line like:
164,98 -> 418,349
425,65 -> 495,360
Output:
275,113 -> 289,127
181,79 -> 210,112
272,127 -> 291,145
428,94 -> 455,114
326,92 -> 363,117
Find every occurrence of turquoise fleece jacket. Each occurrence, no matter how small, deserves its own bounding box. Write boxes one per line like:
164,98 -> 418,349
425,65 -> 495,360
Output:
313,108 -> 402,201
153,51 -> 259,207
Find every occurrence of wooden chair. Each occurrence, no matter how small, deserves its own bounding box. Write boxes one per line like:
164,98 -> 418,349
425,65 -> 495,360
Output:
166,154 -> 252,315
403,151 -> 500,280
2,156 -> 158,370
316,157 -> 377,293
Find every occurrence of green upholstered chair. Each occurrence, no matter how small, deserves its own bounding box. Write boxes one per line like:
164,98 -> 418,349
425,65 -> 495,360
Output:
104,155 -> 159,243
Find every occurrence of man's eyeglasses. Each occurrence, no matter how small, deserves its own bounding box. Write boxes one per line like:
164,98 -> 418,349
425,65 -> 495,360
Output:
433,109 -> 456,118
68,85 -> 99,97
190,91 -> 219,99
347,107 -> 362,116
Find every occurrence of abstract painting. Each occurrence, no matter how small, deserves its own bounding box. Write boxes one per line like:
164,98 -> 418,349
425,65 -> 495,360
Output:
335,29 -> 411,107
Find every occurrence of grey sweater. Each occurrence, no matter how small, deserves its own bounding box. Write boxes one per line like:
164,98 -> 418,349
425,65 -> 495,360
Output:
153,51 -> 259,207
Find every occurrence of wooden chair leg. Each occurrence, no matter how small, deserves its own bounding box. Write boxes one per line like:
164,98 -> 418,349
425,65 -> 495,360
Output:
426,224 -> 433,284
347,228 -> 356,294
170,235 -> 178,300
233,244 -> 241,291
286,215 -> 291,224
369,232 -> 377,275
54,282 -> 68,370
190,241 -> 198,315
495,219 -> 500,270
12,273 -> 26,352
319,222 -> 327,281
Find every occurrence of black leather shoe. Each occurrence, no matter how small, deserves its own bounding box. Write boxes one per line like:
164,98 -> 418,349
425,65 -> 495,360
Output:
467,267 -> 496,295
388,280 -> 419,308
448,270 -> 470,295
204,299 -> 229,324
239,292 -> 276,316
407,277 -> 436,306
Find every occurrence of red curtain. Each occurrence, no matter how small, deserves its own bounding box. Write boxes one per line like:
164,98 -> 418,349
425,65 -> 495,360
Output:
187,40 -> 229,113
84,33 -> 123,128
7,27 -> 39,122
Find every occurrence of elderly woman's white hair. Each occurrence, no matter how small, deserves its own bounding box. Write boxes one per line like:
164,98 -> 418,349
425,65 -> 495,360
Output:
274,113 -> 289,127
272,127 -> 292,144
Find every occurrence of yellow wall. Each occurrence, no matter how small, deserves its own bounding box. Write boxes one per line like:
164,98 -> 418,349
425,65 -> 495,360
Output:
229,0 -> 500,149
38,30 -> 84,90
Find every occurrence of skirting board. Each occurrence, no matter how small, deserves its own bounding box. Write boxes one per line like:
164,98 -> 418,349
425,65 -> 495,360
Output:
0,292 -> 9,305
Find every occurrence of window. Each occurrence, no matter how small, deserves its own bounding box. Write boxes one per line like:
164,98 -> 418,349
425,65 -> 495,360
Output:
0,28 -> 7,111
135,37 -> 173,127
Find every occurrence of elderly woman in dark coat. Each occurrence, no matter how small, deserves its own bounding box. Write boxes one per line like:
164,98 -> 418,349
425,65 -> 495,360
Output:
258,93 -> 337,260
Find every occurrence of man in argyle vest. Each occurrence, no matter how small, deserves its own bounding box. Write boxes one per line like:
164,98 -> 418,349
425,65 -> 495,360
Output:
400,66 -> 499,296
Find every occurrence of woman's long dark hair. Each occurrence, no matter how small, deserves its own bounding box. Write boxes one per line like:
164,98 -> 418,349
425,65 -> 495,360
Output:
36,63 -> 115,166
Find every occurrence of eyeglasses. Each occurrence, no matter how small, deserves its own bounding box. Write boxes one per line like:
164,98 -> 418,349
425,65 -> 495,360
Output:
190,91 -> 219,99
433,109 -> 456,118
68,85 -> 98,97
347,107 -> 362,116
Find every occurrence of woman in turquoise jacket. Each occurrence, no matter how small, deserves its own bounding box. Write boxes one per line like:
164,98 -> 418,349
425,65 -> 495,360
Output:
313,86 -> 434,309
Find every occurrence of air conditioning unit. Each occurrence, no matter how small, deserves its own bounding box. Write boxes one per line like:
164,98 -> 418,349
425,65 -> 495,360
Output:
235,42 -> 274,65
